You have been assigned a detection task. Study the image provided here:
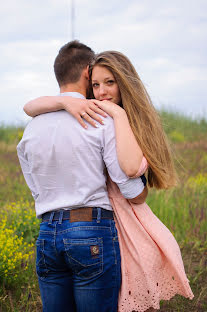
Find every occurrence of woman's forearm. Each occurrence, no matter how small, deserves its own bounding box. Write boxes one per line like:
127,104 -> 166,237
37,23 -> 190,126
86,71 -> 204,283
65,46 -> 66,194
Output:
24,96 -> 64,117
113,110 -> 143,177
23,96 -> 106,129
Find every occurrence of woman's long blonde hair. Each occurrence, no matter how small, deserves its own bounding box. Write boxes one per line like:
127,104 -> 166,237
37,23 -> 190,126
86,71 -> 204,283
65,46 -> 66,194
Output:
90,51 -> 177,189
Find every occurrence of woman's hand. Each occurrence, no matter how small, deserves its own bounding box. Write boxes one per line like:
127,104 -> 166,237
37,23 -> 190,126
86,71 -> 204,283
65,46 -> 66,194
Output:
91,99 -> 125,119
61,97 -> 108,129
24,96 -> 108,129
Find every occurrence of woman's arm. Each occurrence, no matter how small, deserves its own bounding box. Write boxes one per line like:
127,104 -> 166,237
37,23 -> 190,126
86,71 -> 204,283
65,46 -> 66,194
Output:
24,96 -> 63,116
114,109 -> 143,177
24,96 -> 145,177
92,100 -> 143,177
24,96 -> 107,129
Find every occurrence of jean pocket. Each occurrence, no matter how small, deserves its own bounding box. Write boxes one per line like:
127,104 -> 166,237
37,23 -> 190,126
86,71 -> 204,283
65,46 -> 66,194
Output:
36,238 -> 49,279
63,237 -> 103,279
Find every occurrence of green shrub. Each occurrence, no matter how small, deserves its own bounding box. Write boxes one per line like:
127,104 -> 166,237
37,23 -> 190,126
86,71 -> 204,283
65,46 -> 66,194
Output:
0,201 -> 39,287
0,125 -> 24,144
169,130 -> 185,143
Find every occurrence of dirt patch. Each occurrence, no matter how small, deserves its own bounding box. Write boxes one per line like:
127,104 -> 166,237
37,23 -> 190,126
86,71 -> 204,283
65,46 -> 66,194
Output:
175,140 -> 207,151
0,150 -> 19,166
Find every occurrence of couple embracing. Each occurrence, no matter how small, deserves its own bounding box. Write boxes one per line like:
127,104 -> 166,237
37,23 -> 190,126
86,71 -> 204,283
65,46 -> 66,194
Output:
17,41 -> 193,312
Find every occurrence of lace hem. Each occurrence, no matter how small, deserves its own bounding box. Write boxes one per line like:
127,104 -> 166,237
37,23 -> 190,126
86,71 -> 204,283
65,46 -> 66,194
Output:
118,268 -> 193,312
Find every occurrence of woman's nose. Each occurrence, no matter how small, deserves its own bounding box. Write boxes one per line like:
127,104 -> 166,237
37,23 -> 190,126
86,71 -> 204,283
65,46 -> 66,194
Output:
99,84 -> 107,96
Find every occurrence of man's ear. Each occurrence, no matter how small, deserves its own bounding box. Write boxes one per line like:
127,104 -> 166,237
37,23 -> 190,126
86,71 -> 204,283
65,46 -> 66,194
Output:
84,65 -> 90,80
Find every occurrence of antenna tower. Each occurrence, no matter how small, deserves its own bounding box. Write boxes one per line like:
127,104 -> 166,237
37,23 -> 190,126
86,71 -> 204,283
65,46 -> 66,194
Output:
71,0 -> 75,39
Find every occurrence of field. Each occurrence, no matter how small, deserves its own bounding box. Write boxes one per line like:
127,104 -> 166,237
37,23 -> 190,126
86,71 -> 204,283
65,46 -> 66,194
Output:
0,112 -> 207,312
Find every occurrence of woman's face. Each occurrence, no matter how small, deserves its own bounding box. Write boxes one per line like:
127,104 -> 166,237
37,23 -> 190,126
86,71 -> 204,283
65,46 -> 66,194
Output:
91,65 -> 121,105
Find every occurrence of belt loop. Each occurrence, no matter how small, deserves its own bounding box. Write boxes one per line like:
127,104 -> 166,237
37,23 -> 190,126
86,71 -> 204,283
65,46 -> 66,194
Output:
58,210 -> 64,224
96,207 -> 101,223
48,211 -> 55,224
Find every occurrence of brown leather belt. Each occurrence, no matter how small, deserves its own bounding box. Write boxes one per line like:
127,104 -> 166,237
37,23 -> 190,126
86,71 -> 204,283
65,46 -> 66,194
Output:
41,207 -> 114,222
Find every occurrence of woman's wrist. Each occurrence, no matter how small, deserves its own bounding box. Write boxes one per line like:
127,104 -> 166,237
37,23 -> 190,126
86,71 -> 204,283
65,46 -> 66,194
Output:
60,96 -> 87,112
113,107 -> 127,119
58,96 -> 69,110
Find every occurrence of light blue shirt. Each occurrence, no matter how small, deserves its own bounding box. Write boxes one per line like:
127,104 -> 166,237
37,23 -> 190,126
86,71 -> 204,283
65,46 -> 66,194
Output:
17,92 -> 144,218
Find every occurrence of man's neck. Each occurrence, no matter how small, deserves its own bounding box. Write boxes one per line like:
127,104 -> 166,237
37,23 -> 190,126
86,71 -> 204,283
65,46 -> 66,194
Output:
60,83 -> 87,98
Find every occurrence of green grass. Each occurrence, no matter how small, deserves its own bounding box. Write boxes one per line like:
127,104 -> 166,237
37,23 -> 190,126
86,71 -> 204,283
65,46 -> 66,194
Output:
159,110 -> 207,143
0,125 -> 24,145
0,110 -> 207,311
147,186 -> 207,245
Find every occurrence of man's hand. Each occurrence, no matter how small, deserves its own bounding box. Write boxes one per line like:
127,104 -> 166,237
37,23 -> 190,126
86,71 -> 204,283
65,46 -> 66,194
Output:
128,186 -> 148,205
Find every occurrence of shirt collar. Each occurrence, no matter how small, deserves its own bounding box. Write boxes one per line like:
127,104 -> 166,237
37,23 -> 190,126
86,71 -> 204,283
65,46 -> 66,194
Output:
59,92 -> 86,99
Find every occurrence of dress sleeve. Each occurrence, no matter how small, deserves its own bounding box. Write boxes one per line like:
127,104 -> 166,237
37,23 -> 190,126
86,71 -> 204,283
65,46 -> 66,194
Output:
130,156 -> 148,178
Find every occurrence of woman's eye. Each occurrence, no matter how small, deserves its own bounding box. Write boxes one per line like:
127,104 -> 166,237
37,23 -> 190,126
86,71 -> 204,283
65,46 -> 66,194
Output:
107,80 -> 114,85
92,83 -> 99,88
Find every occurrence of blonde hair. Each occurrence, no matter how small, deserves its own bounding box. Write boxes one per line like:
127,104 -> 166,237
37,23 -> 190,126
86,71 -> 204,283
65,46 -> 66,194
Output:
90,51 -> 177,189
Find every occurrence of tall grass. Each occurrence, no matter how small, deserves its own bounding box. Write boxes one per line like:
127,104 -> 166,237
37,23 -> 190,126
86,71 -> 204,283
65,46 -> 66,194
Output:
0,110 -> 207,311
0,125 -> 24,144
159,110 -> 207,142
147,184 -> 207,245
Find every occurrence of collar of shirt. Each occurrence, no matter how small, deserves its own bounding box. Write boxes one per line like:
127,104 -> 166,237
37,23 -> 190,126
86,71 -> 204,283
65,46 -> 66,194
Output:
59,92 -> 86,99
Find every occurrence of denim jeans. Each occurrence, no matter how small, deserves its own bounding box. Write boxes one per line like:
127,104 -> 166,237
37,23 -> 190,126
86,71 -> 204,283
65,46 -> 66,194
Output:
36,208 -> 121,312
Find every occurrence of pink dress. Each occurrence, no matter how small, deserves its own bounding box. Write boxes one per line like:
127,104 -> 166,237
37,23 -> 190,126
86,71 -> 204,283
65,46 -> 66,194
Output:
107,158 -> 194,312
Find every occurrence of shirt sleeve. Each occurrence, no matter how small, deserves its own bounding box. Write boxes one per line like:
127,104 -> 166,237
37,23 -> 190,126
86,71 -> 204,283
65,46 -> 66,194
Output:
101,118 -> 144,199
16,145 -> 39,200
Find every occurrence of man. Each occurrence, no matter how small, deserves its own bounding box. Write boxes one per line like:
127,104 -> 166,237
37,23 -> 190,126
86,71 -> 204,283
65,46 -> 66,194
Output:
17,41 -> 147,312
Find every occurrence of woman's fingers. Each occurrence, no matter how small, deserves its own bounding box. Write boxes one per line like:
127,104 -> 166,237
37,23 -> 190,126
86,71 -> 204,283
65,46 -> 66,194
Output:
91,99 -> 110,111
76,110 -> 103,129
81,112 -> 100,128
90,100 -> 115,117
76,113 -> 100,129
90,99 -> 102,107
89,101 -> 108,117
65,99 -> 108,129
76,114 -> 88,129
86,108 -> 106,125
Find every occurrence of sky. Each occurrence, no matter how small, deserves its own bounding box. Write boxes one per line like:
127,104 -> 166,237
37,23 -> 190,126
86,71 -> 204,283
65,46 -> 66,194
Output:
0,0 -> 207,125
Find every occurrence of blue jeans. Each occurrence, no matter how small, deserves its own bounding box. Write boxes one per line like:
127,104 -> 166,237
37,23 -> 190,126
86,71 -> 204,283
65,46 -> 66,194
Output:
36,209 -> 121,312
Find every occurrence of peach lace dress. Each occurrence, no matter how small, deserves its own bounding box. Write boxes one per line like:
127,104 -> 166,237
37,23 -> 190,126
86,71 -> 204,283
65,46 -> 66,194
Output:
107,158 -> 194,312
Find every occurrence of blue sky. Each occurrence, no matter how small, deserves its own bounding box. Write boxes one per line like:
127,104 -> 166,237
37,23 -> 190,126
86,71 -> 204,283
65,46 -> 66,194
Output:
0,0 -> 207,125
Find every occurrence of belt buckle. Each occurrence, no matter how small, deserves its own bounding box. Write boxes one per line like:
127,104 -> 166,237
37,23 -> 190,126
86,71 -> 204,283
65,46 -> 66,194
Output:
70,207 -> 93,222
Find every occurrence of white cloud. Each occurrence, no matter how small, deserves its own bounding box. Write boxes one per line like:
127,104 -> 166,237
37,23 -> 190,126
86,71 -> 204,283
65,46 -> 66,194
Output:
0,0 -> 207,124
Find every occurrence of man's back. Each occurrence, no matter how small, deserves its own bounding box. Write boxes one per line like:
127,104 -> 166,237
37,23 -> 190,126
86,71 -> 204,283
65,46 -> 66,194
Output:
17,109 -> 115,217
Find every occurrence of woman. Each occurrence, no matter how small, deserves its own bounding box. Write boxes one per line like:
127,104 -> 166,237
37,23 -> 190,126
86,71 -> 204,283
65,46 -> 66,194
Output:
24,51 -> 193,311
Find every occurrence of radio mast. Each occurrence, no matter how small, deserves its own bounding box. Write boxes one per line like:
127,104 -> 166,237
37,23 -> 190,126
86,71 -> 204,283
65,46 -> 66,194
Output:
71,0 -> 75,39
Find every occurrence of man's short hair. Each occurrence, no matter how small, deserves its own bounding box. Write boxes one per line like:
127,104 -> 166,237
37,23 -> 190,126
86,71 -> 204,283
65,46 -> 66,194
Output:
54,40 -> 95,86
